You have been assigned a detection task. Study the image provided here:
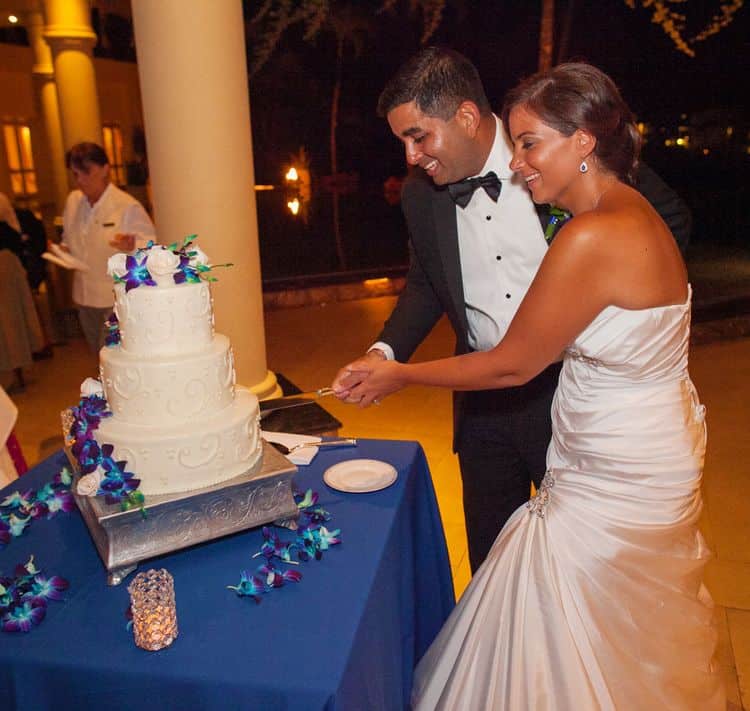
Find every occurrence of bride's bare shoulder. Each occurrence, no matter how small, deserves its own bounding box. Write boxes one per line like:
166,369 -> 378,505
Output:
549,188 -> 686,308
557,190 -> 665,253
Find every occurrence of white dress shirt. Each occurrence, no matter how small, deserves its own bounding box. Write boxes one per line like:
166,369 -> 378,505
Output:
457,115 -> 548,351
373,115 -> 547,359
62,183 -> 156,308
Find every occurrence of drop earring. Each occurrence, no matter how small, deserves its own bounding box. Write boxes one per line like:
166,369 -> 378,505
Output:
579,161 -> 588,173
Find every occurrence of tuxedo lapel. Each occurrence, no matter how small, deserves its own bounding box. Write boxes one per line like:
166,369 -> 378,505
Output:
432,188 -> 470,339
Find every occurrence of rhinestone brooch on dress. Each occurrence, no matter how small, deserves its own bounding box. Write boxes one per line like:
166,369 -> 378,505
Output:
565,348 -> 603,367
527,470 -> 555,518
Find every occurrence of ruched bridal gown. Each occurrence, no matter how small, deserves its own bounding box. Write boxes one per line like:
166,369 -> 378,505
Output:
412,286 -> 725,710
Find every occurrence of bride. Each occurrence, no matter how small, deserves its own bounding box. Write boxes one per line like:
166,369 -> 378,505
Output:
341,63 -> 724,709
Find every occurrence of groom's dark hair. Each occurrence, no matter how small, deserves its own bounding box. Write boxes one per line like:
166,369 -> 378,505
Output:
377,47 -> 492,120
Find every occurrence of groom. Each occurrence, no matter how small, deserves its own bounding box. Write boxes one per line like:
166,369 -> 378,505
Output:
333,47 -> 691,573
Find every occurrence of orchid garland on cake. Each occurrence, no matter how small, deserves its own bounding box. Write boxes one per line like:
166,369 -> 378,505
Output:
68,378 -> 144,512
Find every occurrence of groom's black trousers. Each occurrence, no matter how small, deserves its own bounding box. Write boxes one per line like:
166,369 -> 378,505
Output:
456,362 -> 562,573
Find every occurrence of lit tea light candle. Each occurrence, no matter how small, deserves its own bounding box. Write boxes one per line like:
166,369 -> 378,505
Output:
128,569 -> 178,651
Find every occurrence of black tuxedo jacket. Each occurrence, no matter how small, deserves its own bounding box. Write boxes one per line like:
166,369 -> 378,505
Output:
379,171 -> 471,363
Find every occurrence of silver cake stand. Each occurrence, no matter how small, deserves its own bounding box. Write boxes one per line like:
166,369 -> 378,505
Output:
68,441 -> 298,585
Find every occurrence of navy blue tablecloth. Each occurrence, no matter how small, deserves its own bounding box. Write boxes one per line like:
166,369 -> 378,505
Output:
0,440 -> 454,710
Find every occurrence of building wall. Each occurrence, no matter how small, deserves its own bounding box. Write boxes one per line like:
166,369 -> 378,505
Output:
0,43 -> 36,200
0,42 -> 145,218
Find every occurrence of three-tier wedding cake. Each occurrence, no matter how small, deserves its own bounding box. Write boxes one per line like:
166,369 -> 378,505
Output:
75,238 -> 262,497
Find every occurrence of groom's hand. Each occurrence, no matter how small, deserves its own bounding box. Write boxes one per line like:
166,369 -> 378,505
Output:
332,349 -> 387,404
348,359 -> 404,407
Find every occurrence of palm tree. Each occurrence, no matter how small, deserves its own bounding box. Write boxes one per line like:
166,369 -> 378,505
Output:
325,5 -> 373,268
538,0 -> 555,71
326,5 -> 372,182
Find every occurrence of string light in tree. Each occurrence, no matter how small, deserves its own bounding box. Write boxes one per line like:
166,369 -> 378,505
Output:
624,0 -> 745,57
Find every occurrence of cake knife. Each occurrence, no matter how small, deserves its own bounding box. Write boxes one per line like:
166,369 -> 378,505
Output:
259,387 -> 336,417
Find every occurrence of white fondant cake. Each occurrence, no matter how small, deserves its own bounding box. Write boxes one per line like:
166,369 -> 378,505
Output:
113,279 -> 214,357
86,242 -> 262,496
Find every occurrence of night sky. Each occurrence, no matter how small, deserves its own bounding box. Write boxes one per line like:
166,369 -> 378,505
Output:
396,0 -> 748,120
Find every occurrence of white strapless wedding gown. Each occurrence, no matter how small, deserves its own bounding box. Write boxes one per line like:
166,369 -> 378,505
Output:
413,286 -> 725,710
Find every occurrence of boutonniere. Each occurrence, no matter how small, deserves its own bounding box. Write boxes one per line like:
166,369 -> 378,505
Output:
545,206 -> 571,243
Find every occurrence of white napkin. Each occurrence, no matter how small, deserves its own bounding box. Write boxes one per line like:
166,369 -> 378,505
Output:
261,430 -> 322,465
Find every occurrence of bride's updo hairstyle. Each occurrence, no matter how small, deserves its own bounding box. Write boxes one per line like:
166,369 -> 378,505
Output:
501,63 -> 641,184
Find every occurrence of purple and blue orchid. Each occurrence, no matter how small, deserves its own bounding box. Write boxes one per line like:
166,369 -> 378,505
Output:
173,254 -> 202,285
69,395 -> 112,457
22,573 -> 69,604
227,561 -> 303,604
253,526 -> 298,564
2,600 -> 46,633
1,557 -> 68,633
0,466 -> 74,551
118,252 -> 157,292
232,489 -> 342,603
104,312 -> 121,347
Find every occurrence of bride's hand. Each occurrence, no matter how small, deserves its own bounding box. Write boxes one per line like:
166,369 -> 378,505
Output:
348,360 -> 406,407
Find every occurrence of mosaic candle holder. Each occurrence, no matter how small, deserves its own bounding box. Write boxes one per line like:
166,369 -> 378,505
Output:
60,409 -> 75,448
127,568 -> 178,650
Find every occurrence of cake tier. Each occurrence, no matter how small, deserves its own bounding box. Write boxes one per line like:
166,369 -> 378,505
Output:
95,387 -> 262,496
100,335 -> 235,426
114,280 -> 214,357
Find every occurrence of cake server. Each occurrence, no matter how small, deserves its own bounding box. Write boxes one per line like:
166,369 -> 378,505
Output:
259,387 -> 336,417
267,438 -> 357,455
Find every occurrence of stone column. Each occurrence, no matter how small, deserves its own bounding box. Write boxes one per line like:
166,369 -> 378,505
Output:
131,0 -> 279,398
26,4 -> 68,215
43,0 -> 102,152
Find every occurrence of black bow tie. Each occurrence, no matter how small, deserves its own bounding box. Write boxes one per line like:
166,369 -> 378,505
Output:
447,172 -> 502,208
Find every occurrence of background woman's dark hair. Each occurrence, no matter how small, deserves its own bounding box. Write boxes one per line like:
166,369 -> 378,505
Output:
377,46 -> 491,120
501,63 -> 641,184
65,142 -> 109,171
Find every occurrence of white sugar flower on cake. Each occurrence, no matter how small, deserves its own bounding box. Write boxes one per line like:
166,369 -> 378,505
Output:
188,245 -> 210,267
80,377 -> 105,398
76,467 -> 104,496
146,245 -> 182,285
107,253 -> 128,278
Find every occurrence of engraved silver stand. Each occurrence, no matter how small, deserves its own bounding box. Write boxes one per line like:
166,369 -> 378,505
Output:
69,441 -> 298,585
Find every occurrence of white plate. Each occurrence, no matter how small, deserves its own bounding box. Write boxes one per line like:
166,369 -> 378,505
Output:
323,459 -> 397,493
